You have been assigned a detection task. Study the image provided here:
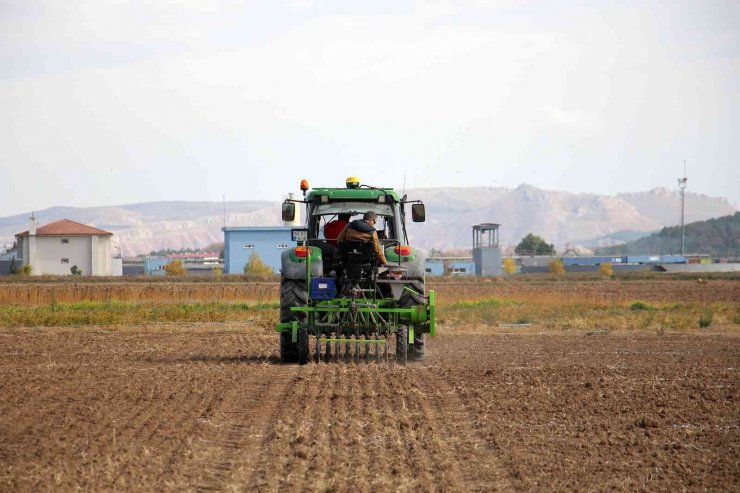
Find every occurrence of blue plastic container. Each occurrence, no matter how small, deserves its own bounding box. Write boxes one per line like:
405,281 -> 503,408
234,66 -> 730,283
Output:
310,277 -> 336,300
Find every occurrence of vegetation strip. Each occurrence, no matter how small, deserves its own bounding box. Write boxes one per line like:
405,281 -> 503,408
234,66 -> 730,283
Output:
442,296 -> 736,331
0,301 -> 278,327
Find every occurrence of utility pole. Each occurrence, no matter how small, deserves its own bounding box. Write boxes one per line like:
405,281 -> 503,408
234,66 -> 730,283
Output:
678,161 -> 688,256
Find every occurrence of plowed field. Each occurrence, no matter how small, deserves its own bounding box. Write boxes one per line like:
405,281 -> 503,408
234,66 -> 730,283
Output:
1,323 -> 738,491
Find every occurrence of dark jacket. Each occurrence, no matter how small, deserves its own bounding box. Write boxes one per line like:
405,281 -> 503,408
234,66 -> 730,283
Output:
337,219 -> 387,265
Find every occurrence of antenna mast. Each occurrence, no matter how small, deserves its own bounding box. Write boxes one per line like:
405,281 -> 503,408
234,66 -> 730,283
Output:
678,161 -> 688,256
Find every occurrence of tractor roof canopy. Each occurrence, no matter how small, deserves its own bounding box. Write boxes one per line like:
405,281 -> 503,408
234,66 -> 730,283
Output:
312,201 -> 394,217
307,187 -> 401,202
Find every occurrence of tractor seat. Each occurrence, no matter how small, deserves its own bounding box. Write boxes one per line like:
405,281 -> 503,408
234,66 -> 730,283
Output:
339,240 -> 376,281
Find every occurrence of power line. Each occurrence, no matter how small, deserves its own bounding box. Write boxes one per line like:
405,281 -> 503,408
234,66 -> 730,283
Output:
678,160 -> 688,256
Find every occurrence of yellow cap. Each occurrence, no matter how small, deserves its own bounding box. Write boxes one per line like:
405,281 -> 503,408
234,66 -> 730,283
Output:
346,176 -> 360,189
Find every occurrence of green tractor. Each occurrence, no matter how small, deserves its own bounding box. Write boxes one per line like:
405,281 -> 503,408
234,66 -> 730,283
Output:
275,176 -> 435,364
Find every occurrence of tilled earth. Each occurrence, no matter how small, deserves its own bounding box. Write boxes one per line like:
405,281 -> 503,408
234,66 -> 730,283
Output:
0,324 -> 738,492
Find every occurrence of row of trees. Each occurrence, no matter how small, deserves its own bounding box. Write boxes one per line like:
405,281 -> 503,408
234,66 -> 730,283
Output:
145,246 -> 225,259
504,257 -> 613,277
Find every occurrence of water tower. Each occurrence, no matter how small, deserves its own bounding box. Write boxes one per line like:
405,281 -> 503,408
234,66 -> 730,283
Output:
473,223 -> 501,276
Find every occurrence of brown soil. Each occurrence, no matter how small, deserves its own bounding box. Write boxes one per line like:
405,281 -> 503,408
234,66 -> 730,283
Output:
1,324 -> 737,492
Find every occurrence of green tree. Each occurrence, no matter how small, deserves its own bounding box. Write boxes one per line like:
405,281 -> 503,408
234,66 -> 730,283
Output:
8,258 -> 17,274
515,233 -> 556,256
70,265 -> 82,275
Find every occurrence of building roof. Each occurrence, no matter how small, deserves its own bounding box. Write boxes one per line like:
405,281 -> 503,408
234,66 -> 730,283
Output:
16,219 -> 113,237
222,226 -> 294,232
167,252 -> 220,259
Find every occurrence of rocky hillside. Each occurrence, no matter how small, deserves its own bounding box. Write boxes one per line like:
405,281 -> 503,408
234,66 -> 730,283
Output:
0,201 -> 277,257
595,212 -> 740,257
0,185 -> 734,256
405,185 -> 735,250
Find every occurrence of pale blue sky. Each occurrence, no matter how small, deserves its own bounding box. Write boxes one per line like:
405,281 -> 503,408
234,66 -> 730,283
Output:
1,0 -> 738,217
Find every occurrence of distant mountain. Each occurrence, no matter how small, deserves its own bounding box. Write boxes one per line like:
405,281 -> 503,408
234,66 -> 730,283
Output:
0,202 -> 278,257
571,230 -> 656,249
405,185 -> 736,251
595,212 -> 740,257
0,185 -> 735,256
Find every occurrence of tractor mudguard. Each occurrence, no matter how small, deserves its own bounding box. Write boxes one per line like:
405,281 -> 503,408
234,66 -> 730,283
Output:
281,249 -> 323,280
385,247 -> 427,279
403,251 -> 427,279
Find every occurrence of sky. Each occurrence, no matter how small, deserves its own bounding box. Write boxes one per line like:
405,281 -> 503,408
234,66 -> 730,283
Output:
1,0 -> 738,217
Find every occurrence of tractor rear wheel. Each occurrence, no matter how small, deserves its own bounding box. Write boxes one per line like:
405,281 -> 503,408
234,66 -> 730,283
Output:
396,326 -> 408,365
412,333 -> 425,357
280,279 -> 307,323
280,279 -> 307,363
399,279 -> 426,358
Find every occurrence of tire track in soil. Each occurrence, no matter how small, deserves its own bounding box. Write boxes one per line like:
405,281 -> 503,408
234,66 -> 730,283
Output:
171,365 -> 295,492
298,364 -> 335,493
415,367 -> 515,492
258,363 -> 339,492
321,364 -> 348,492
247,362 -> 513,492
388,370 -> 463,491
260,364 -> 324,492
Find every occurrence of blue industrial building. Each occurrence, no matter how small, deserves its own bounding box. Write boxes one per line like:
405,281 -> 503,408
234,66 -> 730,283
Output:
425,259 -> 444,276
144,257 -> 169,275
425,258 -> 476,276
222,226 -> 293,274
560,255 -> 687,266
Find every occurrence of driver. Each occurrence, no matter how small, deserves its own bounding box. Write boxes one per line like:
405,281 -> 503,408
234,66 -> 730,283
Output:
337,211 -> 388,266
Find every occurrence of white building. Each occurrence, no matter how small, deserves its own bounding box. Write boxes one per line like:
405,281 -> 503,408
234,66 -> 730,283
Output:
15,218 -> 118,276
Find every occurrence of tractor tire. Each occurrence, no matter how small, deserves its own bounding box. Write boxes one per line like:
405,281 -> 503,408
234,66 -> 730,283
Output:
413,333 -> 425,358
399,279 -> 426,358
280,279 -> 308,323
280,279 -> 307,363
298,326 -> 309,365
396,326 -> 408,365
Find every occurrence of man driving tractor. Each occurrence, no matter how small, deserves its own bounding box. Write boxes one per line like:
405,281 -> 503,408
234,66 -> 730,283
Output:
337,210 -> 388,266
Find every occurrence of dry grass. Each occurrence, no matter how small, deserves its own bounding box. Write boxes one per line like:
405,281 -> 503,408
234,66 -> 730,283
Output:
0,277 -> 736,334
439,293 -> 738,333
0,282 -> 278,306
0,301 -> 277,328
